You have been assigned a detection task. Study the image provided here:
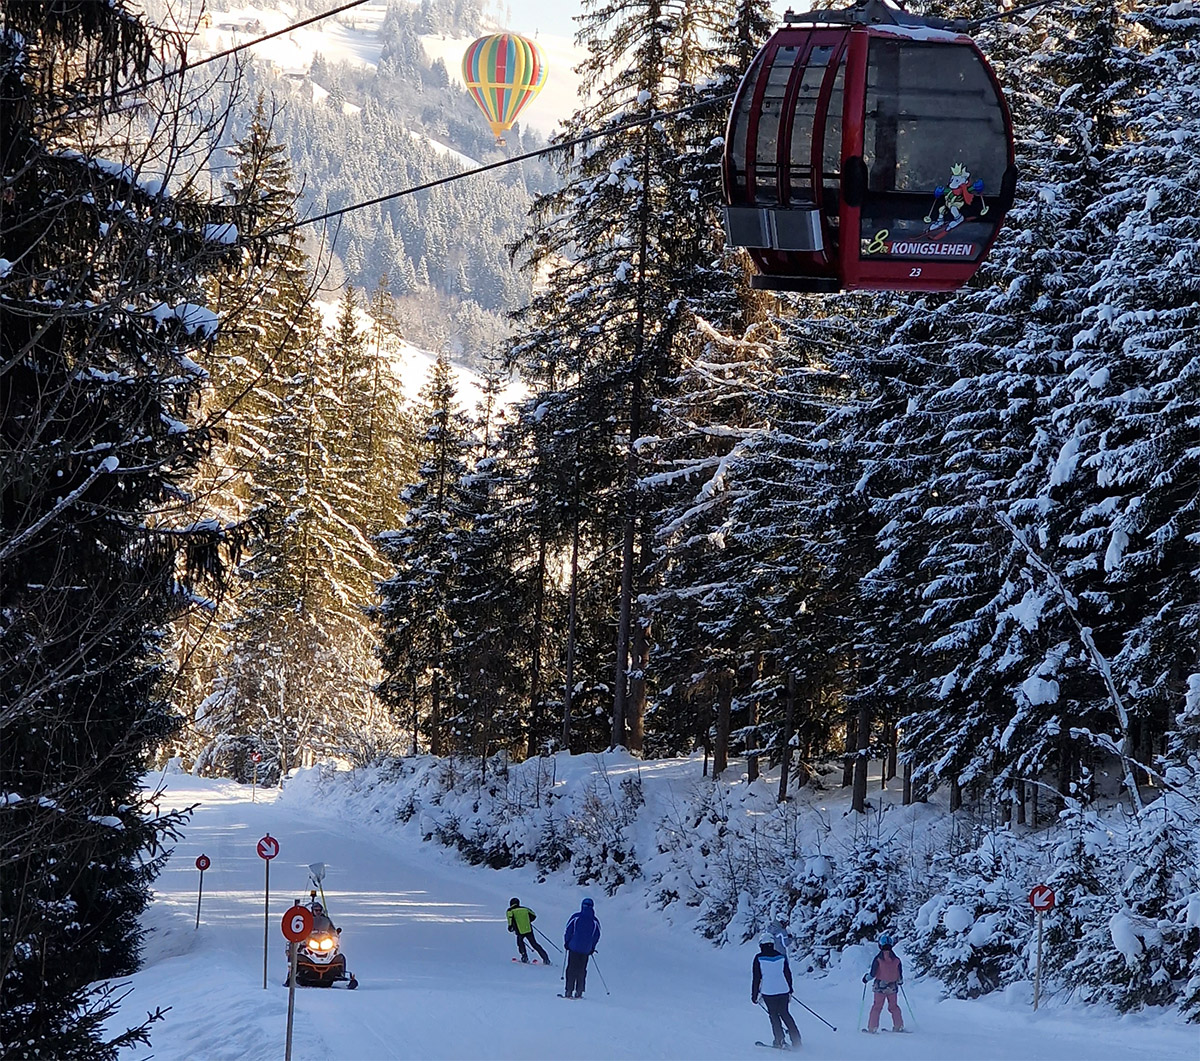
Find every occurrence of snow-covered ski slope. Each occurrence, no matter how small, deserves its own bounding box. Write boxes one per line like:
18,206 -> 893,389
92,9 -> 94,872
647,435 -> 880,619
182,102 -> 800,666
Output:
110,764 -> 1194,1060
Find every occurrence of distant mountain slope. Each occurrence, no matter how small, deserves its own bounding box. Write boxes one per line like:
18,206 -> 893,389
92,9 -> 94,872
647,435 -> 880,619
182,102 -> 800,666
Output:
160,0 -> 582,365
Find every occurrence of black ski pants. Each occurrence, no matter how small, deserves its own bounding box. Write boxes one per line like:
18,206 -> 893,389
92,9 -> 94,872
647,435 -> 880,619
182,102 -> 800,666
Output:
764,993 -> 801,1047
516,931 -> 549,963
565,949 -> 590,997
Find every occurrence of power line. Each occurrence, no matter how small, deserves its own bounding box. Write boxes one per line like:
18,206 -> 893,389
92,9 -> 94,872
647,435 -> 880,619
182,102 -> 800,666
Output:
259,92 -> 737,239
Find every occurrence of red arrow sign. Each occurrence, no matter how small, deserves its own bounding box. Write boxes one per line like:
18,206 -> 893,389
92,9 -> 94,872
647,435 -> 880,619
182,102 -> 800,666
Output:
195,854 -> 210,871
251,751 -> 262,763
1028,885 -> 1056,911
257,834 -> 279,860
281,905 -> 314,943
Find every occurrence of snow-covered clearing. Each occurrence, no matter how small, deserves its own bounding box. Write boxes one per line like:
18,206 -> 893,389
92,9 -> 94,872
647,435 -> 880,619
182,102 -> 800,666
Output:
311,298 -> 524,411
200,4 -> 389,75
109,760 -> 1194,1060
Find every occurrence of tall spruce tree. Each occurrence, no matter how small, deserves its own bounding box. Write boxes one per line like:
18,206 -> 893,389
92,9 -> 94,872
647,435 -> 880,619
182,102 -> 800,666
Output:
507,0 -> 747,754
375,352 -> 472,755
0,2 -> 246,1054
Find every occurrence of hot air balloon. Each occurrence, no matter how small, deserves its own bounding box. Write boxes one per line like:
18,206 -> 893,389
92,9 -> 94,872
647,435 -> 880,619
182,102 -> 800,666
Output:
461,33 -> 548,145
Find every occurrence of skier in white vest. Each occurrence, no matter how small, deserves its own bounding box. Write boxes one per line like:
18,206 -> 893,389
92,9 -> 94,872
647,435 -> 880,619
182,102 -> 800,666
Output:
751,932 -> 801,1049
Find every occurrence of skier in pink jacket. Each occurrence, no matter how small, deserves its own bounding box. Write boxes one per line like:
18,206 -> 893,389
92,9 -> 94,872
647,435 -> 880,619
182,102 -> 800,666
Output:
862,934 -> 904,1033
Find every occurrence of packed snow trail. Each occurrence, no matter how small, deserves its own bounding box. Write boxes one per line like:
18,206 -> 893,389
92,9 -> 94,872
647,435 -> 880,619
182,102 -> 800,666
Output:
112,774 -> 1195,1061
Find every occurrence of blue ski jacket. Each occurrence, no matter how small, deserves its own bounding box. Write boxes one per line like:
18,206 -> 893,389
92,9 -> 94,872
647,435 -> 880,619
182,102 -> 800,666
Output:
564,898 -> 601,954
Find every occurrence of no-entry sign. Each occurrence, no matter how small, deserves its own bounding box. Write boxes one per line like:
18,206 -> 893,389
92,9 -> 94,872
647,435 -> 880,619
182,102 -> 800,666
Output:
195,854 -> 210,871
1028,885 -> 1056,912
257,834 -> 279,860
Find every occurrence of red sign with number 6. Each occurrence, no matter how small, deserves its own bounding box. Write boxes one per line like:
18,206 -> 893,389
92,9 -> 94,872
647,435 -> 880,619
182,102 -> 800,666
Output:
281,905 -> 313,943
195,854 -> 210,871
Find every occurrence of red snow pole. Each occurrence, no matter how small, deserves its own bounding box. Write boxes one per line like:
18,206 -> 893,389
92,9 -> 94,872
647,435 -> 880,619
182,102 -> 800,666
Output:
257,834 -> 279,988
194,854 -> 210,929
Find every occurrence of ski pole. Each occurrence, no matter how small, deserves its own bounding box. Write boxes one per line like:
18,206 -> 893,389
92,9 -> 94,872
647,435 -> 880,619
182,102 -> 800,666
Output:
791,993 -> 837,1031
857,981 -> 867,1031
590,954 -> 611,995
534,926 -> 562,953
900,984 -> 917,1028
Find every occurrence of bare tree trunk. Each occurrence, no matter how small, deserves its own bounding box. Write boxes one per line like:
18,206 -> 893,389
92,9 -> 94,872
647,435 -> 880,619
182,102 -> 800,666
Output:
561,489 -> 581,751
886,724 -> 898,783
1016,778 -> 1026,825
902,759 -> 912,806
842,707 -> 856,788
410,670 -> 419,756
629,618 -> 648,755
949,776 -> 962,812
612,117 -> 652,752
778,673 -> 796,802
747,662 -> 760,783
526,531 -> 547,760
1030,778 -> 1039,827
714,671 -> 733,778
430,671 -> 442,757
852,701 -> 870,813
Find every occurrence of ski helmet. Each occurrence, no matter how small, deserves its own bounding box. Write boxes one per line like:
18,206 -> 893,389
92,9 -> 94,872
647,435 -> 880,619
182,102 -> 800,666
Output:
759,932 -> 775,947
313,902 -> 323,914
879,932 -> 894,947
510,897 -> 520,907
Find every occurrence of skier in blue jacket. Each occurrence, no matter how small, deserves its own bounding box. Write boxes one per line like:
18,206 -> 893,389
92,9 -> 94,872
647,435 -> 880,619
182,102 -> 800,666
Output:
562,897 -> 601,998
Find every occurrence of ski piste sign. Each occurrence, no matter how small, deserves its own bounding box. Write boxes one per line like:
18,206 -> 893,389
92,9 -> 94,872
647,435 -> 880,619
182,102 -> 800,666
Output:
1029,884 -> 1056,912
195,854 -> 210,871
257,834 -> 279,860
281,905 -> 313,943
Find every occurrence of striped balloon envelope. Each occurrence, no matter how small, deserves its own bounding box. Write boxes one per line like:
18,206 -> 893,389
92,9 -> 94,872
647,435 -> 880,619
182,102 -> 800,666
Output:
461,33 -> 548,145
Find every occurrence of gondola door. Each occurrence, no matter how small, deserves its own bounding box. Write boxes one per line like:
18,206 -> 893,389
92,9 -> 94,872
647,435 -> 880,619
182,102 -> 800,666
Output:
839,27 -> 1016,291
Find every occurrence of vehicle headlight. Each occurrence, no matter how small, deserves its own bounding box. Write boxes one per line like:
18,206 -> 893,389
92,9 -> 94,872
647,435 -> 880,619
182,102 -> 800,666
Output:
319,937 -> 335,951
306,938 -> 320,950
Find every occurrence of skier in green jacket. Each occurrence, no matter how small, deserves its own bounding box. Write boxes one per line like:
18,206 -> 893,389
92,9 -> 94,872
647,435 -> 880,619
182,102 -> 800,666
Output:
507,898 -> 550,964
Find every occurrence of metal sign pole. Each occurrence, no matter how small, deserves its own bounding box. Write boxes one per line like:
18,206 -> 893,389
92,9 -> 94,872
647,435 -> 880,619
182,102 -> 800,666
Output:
252,761 -> 257,802
263,857 -> 270,989
285,940 -> 299,1061
1034,909 -> 1043,1011
195,868 -> 204,930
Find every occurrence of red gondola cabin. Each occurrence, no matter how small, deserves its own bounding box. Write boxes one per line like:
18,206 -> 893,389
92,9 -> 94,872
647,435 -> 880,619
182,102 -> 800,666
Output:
722,1 -> 1016,293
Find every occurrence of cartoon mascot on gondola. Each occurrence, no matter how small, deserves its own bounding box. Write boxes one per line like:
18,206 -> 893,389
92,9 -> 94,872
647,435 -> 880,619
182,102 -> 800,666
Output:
924,162 -> 989,231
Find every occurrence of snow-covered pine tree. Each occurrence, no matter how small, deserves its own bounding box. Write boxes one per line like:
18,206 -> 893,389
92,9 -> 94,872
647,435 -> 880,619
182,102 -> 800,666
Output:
0,3 -> 247,1054
908,832 -> 1033,998
1039,798 -> 1122,1003
505,0 -> 749,754
442,371 -> 529,762
828,0 -> 1138,817
1072,793 -> 1199,1012
1055,0 -> 1200,791
375,352 -> 473,755
190,103 -> 388,780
